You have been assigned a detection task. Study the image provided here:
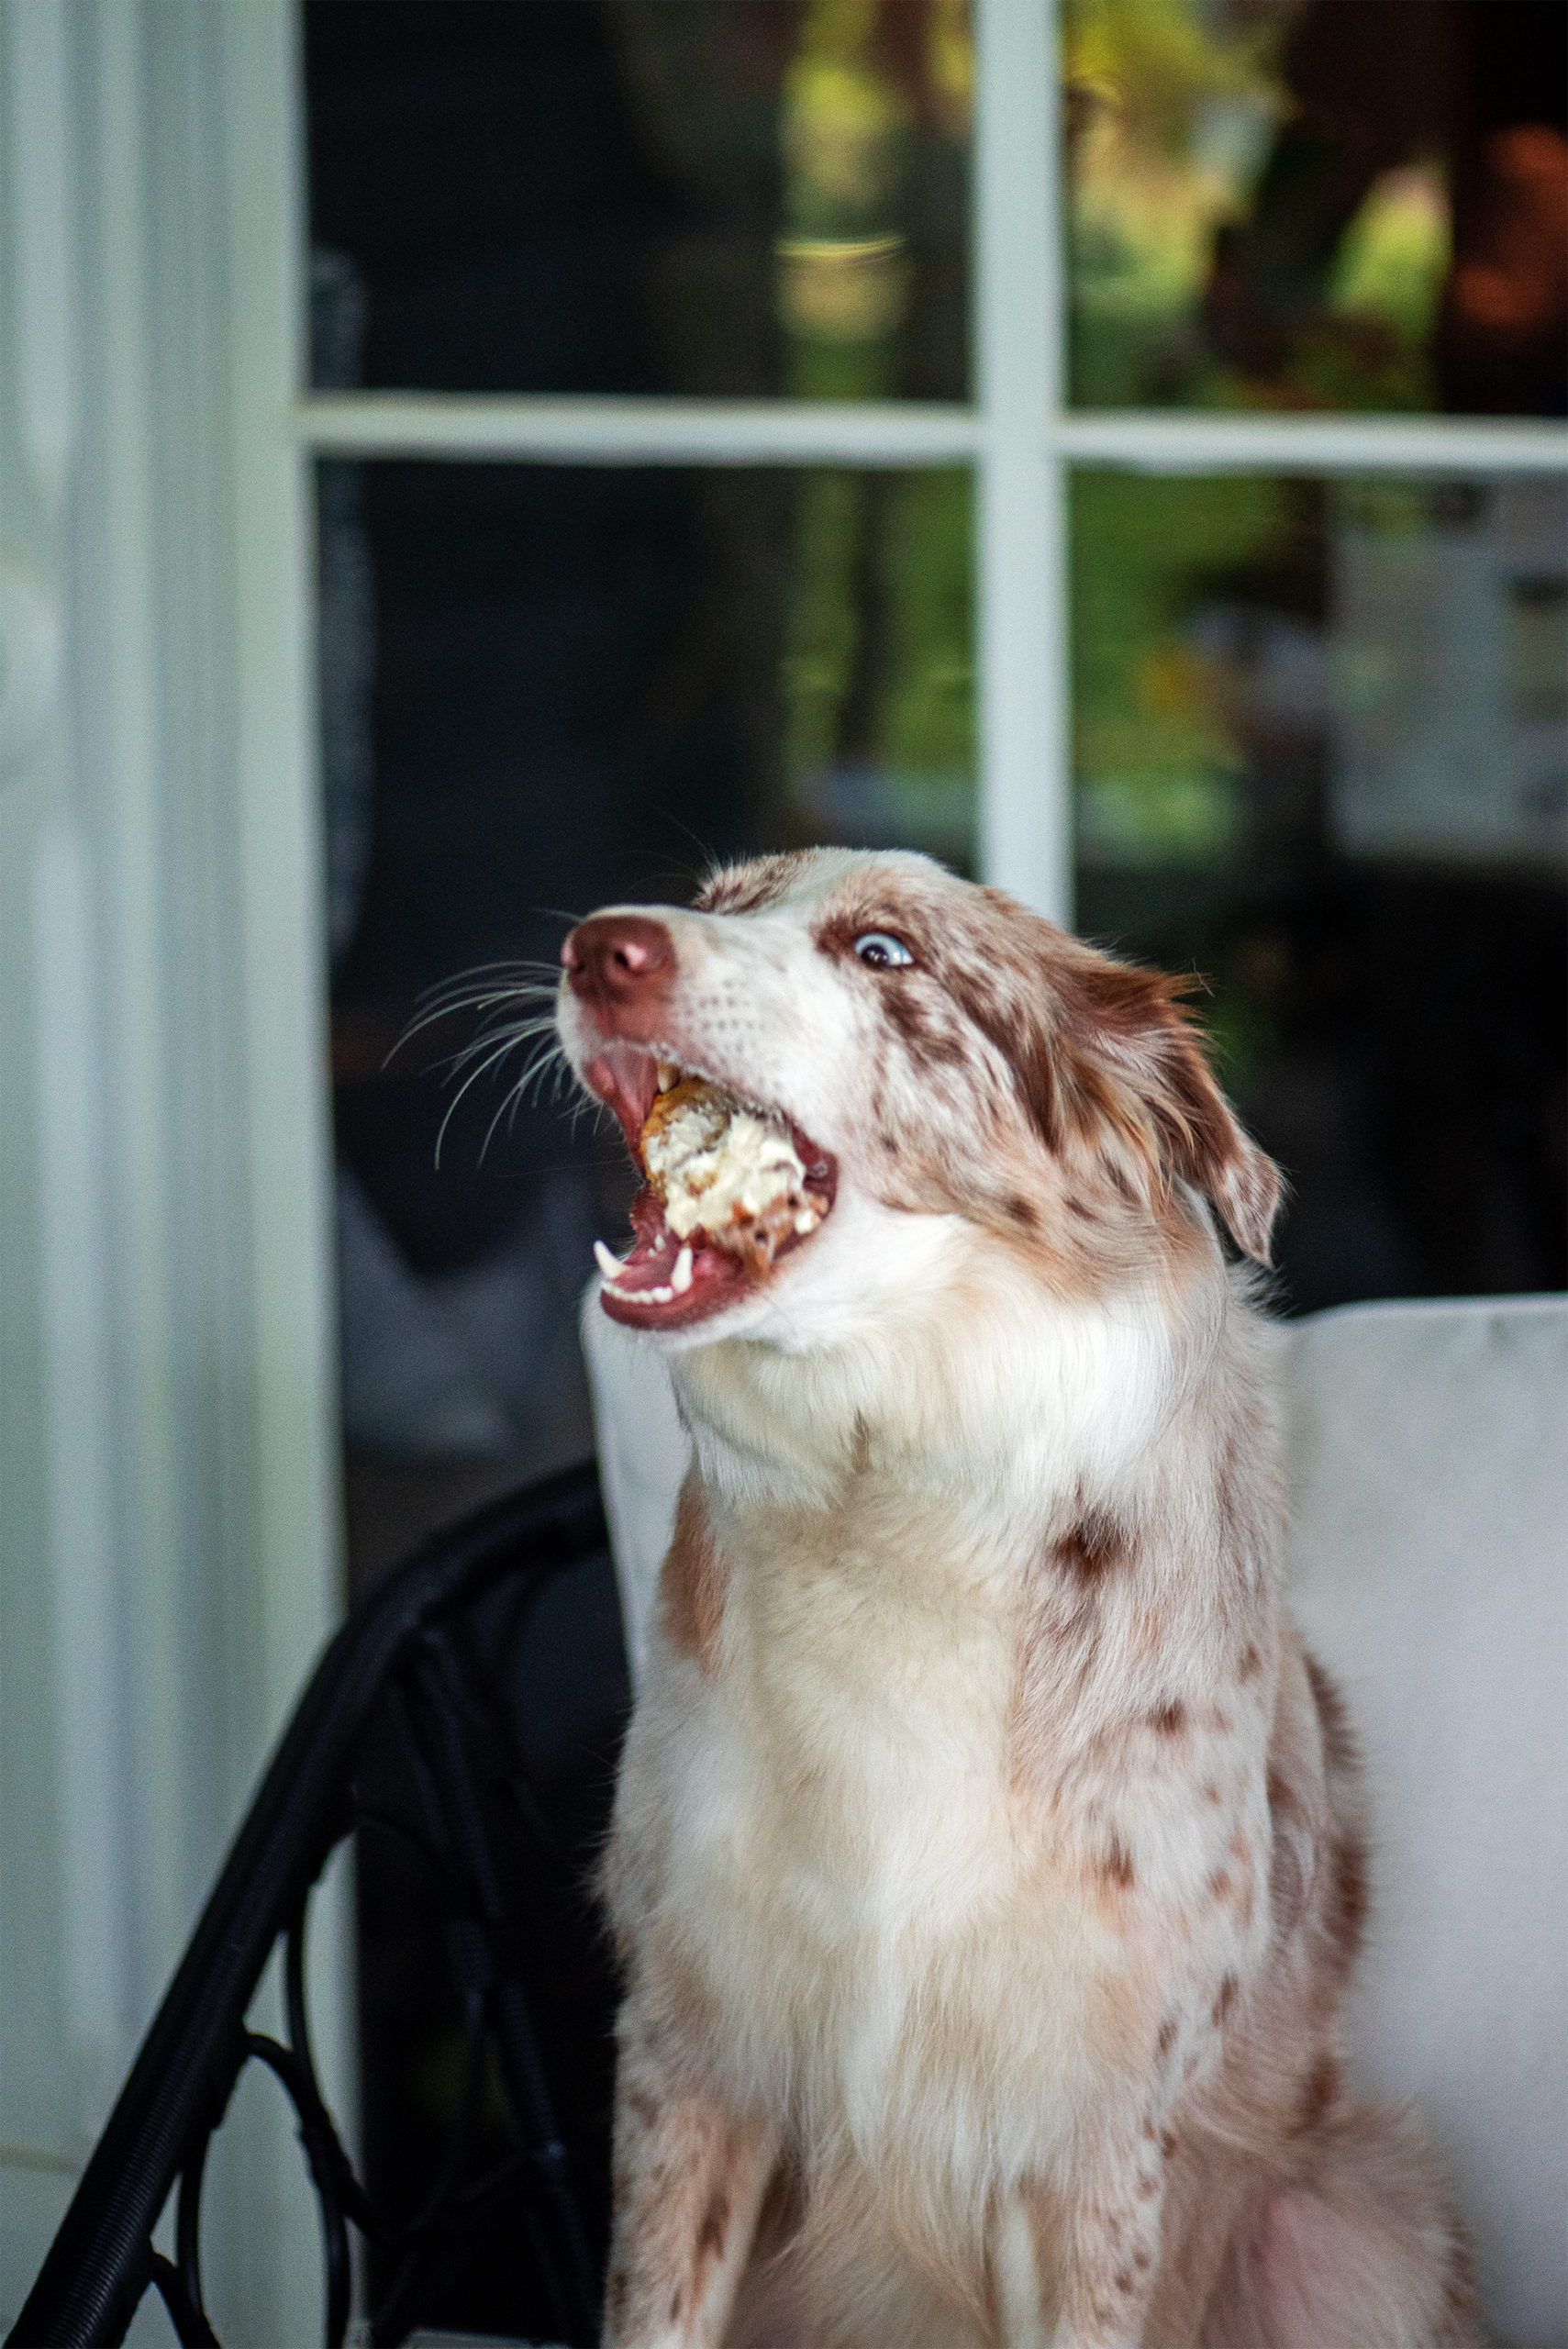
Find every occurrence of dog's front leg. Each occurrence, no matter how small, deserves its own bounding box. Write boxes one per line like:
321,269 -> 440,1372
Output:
602,2017 -> 776,2349
995,2138 -> 1168,2349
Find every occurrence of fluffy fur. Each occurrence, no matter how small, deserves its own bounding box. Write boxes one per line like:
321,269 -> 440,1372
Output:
555,850 -> 1478,2349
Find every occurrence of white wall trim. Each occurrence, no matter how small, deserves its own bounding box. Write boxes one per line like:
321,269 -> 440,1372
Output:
296,390 -> 983,464
1054,410 -> 1568,477
974,0 -> 1069,918
218,1 -> 351,2333
295,394 -> 1568,480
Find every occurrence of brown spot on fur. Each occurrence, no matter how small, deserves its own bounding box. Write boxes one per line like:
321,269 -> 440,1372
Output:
1115,2268 -> 1134,2292
1057,1510 -> 1132,1583
1225,1828 -> 1256,1924
940,930 -> 1064,1150
1266,1761 -> 1313,1939
1005,1191 -> 1040,1230
1239,1641 -> 1262,1681
1207,1868 -> 1232,1904
657,1474 -> 728,1675
1203,1780 -> 1221,1805
1443,2235 -> 1480,2321
1102,1836 -> 1135,1889
1324,1827 -> 1370,1975
1160,2128 -> 1177,2160
1156,2017 -> 1178,2062
880,980 -> 970,1070
1305,1652 -> 1359,1777
1151,1699 -> 1187,1736
1212,1973 -> 1239,2027
1206,1708 -> 1232,1736
752,2155 -> 806,2263
696,2187 -> 729,2263
1294,2050 -> 1340,2134
696,852 -> 808,916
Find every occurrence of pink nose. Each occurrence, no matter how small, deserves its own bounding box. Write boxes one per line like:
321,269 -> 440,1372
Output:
562,913 -> 675,1017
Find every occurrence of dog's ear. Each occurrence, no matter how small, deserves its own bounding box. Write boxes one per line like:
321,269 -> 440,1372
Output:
1160,1035 -> 1282,1264
940,899 -> 1281,1262
1062,961 -> 1283,1265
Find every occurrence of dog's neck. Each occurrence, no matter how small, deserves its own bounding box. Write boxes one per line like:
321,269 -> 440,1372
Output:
669,1217 -> 1235,1523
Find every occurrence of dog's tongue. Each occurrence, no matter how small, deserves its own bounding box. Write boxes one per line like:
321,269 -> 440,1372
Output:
599,1186 -> 753,1329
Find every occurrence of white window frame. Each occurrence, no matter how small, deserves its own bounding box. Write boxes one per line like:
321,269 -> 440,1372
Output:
289,0 -> 1568,924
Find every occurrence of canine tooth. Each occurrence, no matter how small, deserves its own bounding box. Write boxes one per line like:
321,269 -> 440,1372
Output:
672,1245 -> 693,1293
656,1061 -> 678,1092
794,1210 -> 817,1233
595,1240 -> 628,1283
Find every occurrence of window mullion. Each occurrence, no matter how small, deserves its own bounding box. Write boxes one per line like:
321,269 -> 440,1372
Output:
974,0 -> 1070,921
294,392 -> 981,467
1051,410 -> 1568,477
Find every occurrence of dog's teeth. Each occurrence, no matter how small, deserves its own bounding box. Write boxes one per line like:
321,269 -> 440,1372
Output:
672,1246 -> 693,1294
595,1240 -> 628,1283
642,1284 -> 674,1304
795,1210 -> 817,1234
656,1061 -> 678,1092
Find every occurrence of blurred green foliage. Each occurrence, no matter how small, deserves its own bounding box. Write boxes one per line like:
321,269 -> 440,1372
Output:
1065,0 -> 1450,412
1071,469 -> 1292,866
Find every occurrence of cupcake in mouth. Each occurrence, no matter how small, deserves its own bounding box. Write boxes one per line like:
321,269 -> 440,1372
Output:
589,1063 -> 836,1330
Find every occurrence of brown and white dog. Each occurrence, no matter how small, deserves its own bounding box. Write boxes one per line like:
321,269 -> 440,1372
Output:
555,850 -> 1478,2349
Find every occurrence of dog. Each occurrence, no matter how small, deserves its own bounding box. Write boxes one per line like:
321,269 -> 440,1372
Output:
555,849 -> 1479,2349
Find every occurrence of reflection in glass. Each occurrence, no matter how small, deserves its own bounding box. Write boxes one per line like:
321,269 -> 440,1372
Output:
1065,0 -> 1568,415
1072,469 -> 1566,1308
318,459 -> 973,1585
305,0 -> 972,401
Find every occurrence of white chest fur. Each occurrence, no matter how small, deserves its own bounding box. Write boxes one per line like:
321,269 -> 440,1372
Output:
613,1253 -> 1273,2203
629,1480 -> 1145,2190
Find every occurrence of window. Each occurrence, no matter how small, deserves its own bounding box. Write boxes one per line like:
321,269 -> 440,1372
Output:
298,8 -> 1564,2325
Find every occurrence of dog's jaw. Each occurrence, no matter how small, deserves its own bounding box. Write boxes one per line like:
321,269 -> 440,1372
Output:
557,897 -> 884,1347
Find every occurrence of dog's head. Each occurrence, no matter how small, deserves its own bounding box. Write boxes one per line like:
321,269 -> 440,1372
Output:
557,849 -> 1279,1346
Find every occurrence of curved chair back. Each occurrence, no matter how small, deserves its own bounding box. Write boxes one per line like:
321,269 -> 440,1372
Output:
12,1464 -> 628,2349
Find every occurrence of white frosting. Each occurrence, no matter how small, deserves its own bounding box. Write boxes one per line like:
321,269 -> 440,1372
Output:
644,1087 -> 820,1248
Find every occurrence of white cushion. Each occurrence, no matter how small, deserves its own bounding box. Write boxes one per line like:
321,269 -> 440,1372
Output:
580,1288 -> 1568,2344
1282,1296 -> 1567,2349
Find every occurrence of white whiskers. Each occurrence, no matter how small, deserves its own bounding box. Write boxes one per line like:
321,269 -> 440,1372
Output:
386,962 -> 578,1167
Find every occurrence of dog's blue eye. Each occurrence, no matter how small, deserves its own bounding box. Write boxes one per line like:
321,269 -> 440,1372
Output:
853,931 -> 914,970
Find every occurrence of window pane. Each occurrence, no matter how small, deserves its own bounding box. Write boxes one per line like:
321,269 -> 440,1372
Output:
321,456 -> 973,1573
304,0 -> 972,400
1065,0 -> 1568,415
1072,468 -> 1566,1309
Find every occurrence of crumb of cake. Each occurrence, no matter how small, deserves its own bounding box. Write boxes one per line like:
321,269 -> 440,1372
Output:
640,1077 -> 824,1270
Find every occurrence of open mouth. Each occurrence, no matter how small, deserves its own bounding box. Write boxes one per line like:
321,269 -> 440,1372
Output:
583,1045 -> 838,1330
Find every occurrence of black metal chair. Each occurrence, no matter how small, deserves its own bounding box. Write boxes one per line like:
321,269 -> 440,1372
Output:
11,1463 -> 631,2349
